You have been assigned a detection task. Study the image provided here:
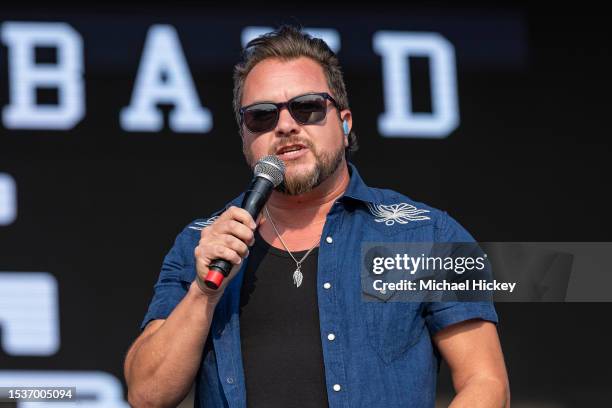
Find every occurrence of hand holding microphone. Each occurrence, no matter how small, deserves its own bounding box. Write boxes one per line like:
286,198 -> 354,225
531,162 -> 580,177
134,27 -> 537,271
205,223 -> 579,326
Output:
193,155 -> 285,296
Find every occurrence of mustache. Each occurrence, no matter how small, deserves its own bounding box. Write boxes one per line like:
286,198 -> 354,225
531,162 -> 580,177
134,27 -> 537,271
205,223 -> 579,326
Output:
269,137 -> 314,155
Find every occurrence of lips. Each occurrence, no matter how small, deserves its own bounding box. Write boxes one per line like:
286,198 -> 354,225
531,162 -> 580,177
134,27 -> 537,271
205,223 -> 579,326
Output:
276,144 -> 306,155
275,143 -> 309,161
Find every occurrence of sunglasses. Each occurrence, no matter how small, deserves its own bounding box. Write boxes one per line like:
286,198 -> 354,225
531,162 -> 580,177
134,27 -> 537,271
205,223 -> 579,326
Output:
239,92 -> 339,133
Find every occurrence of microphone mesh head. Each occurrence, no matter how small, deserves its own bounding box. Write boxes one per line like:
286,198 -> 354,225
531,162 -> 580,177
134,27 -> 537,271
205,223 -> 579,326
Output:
254,155 -> 285,187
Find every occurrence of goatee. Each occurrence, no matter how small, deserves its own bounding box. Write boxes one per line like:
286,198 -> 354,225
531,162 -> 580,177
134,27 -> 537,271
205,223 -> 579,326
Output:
276,146 -> 344,195
244,142 -> 344,196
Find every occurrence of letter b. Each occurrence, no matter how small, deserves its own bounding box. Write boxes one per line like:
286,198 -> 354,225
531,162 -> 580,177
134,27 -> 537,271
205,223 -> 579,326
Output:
2,22 -> 84,130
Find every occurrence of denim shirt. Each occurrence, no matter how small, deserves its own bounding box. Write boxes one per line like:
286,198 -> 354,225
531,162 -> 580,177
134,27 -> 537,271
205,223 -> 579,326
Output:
141,163 -> 498,408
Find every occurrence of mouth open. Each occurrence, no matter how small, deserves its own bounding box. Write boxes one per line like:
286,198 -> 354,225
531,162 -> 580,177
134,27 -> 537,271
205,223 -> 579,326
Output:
276,144 -> 308,160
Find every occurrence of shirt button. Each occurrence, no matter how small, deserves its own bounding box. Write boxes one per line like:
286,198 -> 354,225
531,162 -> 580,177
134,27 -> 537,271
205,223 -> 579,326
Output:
326,236 -> 333,244
333,384 -> 342,392
323,282 -> 331,289
226,377 -> 234,384
327,333 -> 336,341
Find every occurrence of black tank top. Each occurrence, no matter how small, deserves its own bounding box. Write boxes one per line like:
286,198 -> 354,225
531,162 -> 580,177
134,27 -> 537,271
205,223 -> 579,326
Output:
239,230 -> 329,407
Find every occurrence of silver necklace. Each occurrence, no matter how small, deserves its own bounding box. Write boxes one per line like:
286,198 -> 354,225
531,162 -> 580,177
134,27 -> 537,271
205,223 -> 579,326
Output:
264,206 -> 320,288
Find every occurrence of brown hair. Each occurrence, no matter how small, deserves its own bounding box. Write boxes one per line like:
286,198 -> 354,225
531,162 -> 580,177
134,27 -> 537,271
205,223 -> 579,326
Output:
233,24 -> 358,158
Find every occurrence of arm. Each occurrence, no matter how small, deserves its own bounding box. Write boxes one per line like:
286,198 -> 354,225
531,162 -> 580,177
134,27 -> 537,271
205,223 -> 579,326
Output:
124,207 -> 256,408
433,319 -> 510,408
124,284 -> 217,408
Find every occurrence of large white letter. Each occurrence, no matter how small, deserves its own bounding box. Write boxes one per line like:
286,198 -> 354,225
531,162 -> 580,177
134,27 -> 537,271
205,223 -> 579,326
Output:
373,31 -> 459,138
1,22 -> 84,130
0,173 -> 17,226
120,25 -> 211,133
0,272 -> 59,356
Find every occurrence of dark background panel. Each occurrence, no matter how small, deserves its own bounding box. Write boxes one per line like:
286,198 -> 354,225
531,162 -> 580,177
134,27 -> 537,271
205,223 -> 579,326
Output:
1,1 -> 611,406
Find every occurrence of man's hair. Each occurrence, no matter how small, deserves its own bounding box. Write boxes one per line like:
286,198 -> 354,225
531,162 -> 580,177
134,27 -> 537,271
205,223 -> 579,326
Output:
233,24 -> 358,158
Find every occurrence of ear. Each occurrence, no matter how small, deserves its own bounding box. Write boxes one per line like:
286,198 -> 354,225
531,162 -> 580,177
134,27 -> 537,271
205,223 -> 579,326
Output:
340,109 -> 352,148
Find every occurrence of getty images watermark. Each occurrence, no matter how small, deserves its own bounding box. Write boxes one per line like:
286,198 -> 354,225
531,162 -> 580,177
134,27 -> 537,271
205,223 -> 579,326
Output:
361,242 -> 612,302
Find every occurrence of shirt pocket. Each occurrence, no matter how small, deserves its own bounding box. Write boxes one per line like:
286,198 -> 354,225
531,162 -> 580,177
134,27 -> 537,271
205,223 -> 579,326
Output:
364,301 -> 425,364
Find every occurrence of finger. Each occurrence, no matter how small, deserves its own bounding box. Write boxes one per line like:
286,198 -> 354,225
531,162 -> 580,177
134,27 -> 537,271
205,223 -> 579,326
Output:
217,219 -> 255,243
196,243 -> 243,266
208,245 -> 242,266
221,234 -> 250,258
222,206 -> 257,230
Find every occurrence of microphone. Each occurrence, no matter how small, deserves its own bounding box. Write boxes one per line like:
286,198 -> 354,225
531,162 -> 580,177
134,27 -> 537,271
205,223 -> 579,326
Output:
204,155 -> 285,289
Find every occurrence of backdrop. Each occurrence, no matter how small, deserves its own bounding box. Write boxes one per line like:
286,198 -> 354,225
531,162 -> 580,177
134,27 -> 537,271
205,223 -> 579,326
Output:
1,2 -> 610,407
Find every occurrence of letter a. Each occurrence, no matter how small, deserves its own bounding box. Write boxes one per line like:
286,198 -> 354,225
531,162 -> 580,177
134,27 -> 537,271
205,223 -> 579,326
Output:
121,25 -> 211,133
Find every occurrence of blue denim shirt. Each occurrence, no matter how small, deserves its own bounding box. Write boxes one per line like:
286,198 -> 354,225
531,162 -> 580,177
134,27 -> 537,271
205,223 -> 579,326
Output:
141,163 -> 498,408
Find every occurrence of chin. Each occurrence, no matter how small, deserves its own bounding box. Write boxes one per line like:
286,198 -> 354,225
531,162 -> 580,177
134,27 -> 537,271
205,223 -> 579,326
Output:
285,160 -> 315,177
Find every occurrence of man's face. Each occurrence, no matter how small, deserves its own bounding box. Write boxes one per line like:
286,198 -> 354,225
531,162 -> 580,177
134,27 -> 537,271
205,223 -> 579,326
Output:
241,57 -> 351,195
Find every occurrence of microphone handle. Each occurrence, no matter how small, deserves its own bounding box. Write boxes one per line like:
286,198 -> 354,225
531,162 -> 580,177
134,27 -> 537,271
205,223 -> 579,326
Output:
204,177 -> 274,289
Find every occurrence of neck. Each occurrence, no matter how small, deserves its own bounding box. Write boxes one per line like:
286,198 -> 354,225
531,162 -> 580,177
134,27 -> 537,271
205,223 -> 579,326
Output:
258,160 -> 350,251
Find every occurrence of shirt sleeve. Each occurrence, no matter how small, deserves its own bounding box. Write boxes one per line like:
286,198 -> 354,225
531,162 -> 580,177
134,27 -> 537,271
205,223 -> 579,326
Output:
140,224 -> 198,330
424,212 -> 499,335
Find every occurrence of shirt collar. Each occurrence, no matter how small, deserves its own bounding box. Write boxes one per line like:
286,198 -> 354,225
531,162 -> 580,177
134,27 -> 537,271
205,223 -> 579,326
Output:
225,162 -> 375,209
341,162 -> 376,204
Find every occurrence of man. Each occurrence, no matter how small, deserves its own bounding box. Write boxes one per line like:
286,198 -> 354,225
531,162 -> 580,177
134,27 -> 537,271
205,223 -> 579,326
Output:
124,25 -> 510,407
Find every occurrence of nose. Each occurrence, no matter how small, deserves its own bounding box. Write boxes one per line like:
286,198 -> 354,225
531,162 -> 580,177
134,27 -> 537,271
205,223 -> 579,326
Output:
275,105 -> 300,137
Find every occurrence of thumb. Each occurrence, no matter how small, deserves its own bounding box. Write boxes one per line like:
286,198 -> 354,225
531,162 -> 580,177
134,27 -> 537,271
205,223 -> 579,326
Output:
255,212 -> 266,228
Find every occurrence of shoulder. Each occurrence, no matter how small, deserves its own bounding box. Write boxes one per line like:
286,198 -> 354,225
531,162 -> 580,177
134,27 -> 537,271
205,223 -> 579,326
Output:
171,194 -> 245,253
363,187 -> 475,242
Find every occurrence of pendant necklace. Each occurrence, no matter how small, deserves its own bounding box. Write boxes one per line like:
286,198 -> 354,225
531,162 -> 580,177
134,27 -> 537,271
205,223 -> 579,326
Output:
264,206 -> 321,288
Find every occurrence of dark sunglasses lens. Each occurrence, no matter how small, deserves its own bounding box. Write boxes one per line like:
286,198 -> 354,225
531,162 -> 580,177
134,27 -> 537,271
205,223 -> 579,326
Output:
290,94 -> 327,124
244,104 -> 278,132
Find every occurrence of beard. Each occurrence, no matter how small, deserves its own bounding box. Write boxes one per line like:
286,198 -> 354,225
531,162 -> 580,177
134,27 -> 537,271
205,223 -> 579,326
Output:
243,137 -> 344,196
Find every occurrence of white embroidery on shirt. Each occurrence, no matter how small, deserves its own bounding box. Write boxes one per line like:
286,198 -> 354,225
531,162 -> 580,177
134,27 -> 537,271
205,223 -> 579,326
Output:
188,216 -> 219,231
367,202 -> 431,226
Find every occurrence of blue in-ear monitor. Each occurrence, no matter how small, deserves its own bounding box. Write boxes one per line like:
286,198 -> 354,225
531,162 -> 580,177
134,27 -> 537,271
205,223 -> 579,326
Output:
342,120 -> 349,135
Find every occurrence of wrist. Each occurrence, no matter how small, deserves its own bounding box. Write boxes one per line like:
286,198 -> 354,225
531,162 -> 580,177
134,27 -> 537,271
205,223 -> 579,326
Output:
190,276 -> 223,305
